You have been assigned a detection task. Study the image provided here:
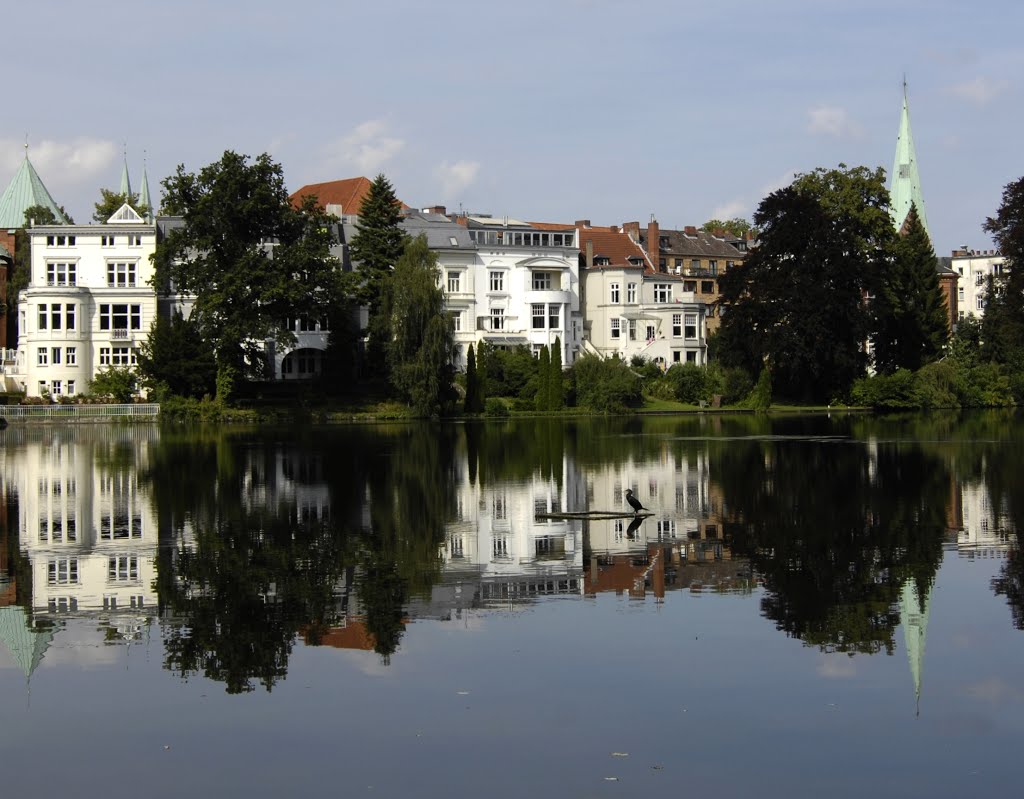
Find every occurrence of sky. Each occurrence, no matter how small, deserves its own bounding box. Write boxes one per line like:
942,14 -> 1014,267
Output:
2,0 -> 1021,257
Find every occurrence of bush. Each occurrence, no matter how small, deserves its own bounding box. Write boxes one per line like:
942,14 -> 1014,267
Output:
721,367 -> 754,405
571,354 -> 642,413
484,397 -> 510,417
850,369 -> 917,409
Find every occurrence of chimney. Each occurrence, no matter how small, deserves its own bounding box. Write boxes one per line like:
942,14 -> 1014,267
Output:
647,216 -> 661,263
609,225 -> 619,234
423,205 -> 447,216
575,219 -> 591,229
585,240 -> 594,268
684,225 -> 697,236
622,221 -> 640,241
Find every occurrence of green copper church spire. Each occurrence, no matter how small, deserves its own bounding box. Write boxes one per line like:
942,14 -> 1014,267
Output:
900,576 -> 933,716
0,143 -> 70,228
889,80 -> 930,240
139,152 -> 153,219
119,143 -> 133,198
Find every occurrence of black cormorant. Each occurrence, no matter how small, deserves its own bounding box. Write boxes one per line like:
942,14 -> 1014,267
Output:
624,488 -> 646,514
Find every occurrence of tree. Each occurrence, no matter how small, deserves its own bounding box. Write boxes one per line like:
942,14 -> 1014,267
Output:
549,337 -> 564,410
93,188 -> 150,222
156,151 -> 342,380
464,344 -> 484,414
535,345 -> 551,411
349,174 -> 408,366
572,354 -> 642,412
88,366 -> 137,403
716,165 -> 894,403
137,310 -> 218,398
982,176 -> 1024,379
379,234 -> 456,416
872,204 -> 949,373
701,218 -> 757,238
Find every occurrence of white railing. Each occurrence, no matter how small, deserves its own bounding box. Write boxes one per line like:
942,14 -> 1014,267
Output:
0,404 -> 159,421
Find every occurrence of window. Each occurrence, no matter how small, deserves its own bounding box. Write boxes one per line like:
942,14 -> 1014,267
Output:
50,380 -> 62,396
128,234 -> 142,246
47,262 -> 77,286
532,272 -> 552,290
725,261 -> 735,271
626,282 -> 637,303
532,303 -> 545,329
654,284 -> 672,303
708,260 -> 717,274
610,318 -> 621,339
691,259 -> 701,271
684,313 -> 698,339
65,304 -> 76,330
489,271 -> 504,292
493,535 -> 509,557
673,351 -> 681,363
610,282 -> 620,303
672,314 -> 682,337
628,319 -> 637,341
447,271 -> 461,293
99,346 -> 136,366
46,235 -> 76,246
107,262 -> 137,287
101,235 -> 116,246
701,281 -> 715,294
38,304 -> 48,330
48,558 -> 79,585
683,280 -> 697,292
548,303 -> 560,330
67,380 -> 76,395
958,287 -> 965,302
490,307 -> 505,331
37,347 -> 48,366
100,304 -> 142,331
108,555 -> 139,582
976,296 -> 985,311
51,347 -> 61,365
449,311 -> 462,332
686,351 -> 697,363
646,325 -> 656,342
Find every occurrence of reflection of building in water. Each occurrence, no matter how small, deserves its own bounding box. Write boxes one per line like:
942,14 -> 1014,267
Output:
6,428 -> 159,646
582,446 -> 751,598
432,457 -> 586,612
900,578 -> 932,716
953,480 -> 1017,558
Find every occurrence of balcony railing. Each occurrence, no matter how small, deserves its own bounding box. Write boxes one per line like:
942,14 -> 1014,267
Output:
111,329 -> 131,340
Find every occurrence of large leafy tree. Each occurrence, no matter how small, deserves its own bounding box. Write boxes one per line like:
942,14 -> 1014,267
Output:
379,234 -> 456,416
701,217 -> 757,238
156,151 -> 342,379
137,310 -> 218,398
981,176 -> 1024,379
716,165 -> 894,403
872,204 -> 949,373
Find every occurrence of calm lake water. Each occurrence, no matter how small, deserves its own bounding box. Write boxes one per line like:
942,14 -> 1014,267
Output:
1,413 -> 1021,798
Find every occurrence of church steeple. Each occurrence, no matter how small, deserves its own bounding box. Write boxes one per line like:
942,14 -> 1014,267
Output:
889,80 -> 930,240
0,143 -> 70,227
139,153 -> 153,219
119,144 -> 133,198
900,576 -> 933,716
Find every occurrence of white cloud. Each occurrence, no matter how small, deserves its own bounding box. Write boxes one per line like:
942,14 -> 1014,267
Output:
945,77 -> 1009,107
323,120 -> 404,175
806,105 -> 863,138
965,677 -> 1024,704
710,199 -> 748,220
817,657 -> 857,678
433,159 -> 481,199
0,137 -> 117,183
761,168 -> 799,196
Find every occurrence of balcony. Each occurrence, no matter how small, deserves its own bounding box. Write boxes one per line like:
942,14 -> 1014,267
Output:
111,329 -> 131,341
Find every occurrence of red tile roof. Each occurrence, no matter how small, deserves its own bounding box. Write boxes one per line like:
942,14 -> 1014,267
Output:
289,176 -> 408,214
576,223 -> 655,273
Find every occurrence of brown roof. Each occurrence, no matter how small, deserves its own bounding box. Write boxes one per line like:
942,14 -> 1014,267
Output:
528,220 -> 576,231
290,176 -> 407,215
655,227 -> 745,259
577,223 -> 655,273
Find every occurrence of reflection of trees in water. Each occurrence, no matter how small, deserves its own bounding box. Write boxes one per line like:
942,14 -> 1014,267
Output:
716,416 -> 948,655
148,425 -> 456,691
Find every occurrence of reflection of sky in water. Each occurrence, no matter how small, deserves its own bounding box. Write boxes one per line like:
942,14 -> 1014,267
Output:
0,553 -> 1021,798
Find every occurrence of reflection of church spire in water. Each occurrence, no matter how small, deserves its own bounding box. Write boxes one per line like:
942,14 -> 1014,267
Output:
0,606 -> 54,703
900,577 -> 932,716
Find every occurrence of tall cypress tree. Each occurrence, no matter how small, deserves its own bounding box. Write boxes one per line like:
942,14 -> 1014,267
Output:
464,344 -> 482,414
535,345 -> 551,411
873,204 -> 949,373
549,337 -> 564,410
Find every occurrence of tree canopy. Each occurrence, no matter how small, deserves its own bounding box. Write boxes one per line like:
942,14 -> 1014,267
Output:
716,164 -> 894,403
93,188 -> 150,222
981,175 -> 1024,383
872,204 -> 949,374
156,151 -> 342,378
701,217 -> 756,238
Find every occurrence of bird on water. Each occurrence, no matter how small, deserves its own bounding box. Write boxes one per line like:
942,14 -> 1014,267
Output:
624,488 -> 647,514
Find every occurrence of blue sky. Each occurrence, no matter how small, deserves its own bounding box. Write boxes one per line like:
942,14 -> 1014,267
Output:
3,0 -> 1020,256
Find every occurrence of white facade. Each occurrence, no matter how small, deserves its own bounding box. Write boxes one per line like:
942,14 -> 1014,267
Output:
584,267 -> 707,367
451,216 -> 582,368
952,249 -> 1005,321
13,204 -> 157,398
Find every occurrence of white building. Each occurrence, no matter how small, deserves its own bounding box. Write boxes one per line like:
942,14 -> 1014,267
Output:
13,204 -> 157,399
579,222 -> 707,367
949,247 -> 1005,321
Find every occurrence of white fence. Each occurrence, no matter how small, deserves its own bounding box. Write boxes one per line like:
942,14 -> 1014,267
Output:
0,404 -> 160,422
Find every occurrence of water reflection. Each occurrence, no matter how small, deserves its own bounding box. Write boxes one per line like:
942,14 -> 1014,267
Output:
0,413 -> 1020,695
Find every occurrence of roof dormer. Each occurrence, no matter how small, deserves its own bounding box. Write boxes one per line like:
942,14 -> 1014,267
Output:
106,203 -> 146,224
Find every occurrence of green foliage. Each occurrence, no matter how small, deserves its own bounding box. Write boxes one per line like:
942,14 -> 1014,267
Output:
872,205 -> 948,373
478,343 -> 539,400
88,367 -> 137,403
743,367 -> 772,410
721,366 -> 754,405
92,188 -> 150,222
535,345 -> 551,411
380,235 -> 456,417
666,363 -> 707,404
571,354 -> 642,413
701,218 -> 757,238
982,175 -> 1024,382
137,311 -> 217,399
216,364 -> 236,404
850,369 -> 918,409
156,151 -> 342,378
549,337 -> 564,410
484,397 -> 510,417
949,315 -> 983,367
851,361 -> 1014,410
717,165 -> 893,403
464,344 -> 484,414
